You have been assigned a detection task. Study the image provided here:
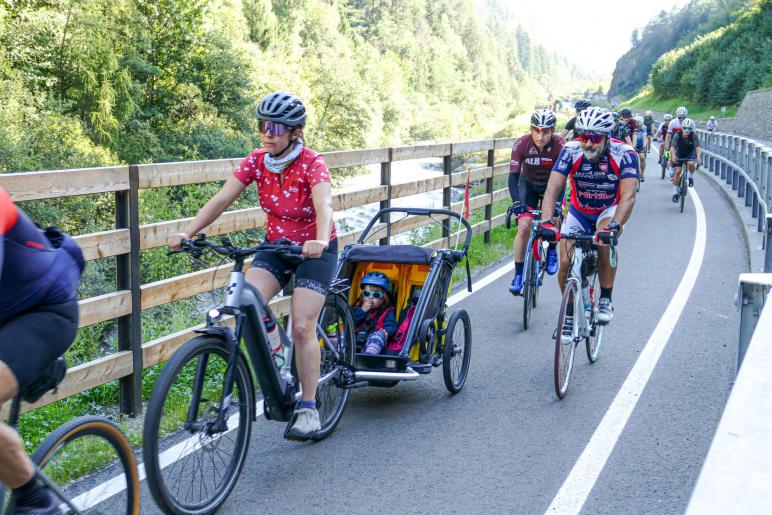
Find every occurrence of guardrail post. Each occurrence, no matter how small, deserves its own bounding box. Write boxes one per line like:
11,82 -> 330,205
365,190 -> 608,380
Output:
766,214 -> 772,272
740,139 -> 747,172
442,146 -> 452,245
379,151 -> 392,246
116,165 -> 142,417
484,145 -> 494,244
738,175 -> 745,198
720,161 -> 727,181
737,278 -> 770,371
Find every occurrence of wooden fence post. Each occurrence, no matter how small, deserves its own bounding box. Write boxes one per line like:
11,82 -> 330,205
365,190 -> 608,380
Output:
379,150 -> 392,246
116,165 -> 143,417
484,144 -> 495,244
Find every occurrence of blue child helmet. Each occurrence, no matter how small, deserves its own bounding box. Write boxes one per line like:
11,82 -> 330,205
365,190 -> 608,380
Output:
360,272 -> 391,292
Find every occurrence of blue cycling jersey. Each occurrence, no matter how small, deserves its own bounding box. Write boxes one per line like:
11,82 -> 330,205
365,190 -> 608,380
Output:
552,139 -> 639,216
0,187 -> 82,324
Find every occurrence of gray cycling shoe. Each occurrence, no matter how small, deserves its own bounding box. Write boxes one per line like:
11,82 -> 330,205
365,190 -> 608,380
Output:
560,316 -> 574,345
285,408 -> 321,441
597,298 -> 614,324
12,489 -> 59,515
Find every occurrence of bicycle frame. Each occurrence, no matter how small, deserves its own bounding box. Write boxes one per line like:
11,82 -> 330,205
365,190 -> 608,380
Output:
189,259 -> 345,424
565,242 -> 594,339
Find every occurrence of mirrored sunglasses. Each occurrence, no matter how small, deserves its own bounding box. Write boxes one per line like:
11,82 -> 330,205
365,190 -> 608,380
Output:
362,289 -> 385,299
258,120 -> 291,136
577,133 -> 606,144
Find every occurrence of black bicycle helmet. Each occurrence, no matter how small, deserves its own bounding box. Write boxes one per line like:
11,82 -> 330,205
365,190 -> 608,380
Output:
530,108 -> 557,128
574,99 -> 592,111
619,107 -> 632,118
256,91 -> 307,127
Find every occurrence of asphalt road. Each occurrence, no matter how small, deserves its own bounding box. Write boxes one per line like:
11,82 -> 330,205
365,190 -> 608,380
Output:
96,148 -> 744,514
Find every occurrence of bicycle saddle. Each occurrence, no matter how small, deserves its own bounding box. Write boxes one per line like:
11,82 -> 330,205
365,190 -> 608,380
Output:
21,356 -> 67,403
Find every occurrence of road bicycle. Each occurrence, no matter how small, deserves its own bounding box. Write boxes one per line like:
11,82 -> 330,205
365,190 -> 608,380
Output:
553,233 -> 616,399
1,358 -> 140,514
505,207 -> 548,330
142,236 -> 355,515
674,159 -> 692,213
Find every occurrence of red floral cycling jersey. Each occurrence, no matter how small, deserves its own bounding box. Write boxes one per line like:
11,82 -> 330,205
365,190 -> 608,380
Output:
233,147 -> 337,244
552,139 -> 639,215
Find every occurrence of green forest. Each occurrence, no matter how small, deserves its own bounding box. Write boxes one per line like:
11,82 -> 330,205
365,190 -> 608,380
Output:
0,0 -> 595,175
648,0 -> 771,106
607,0 -> 759,100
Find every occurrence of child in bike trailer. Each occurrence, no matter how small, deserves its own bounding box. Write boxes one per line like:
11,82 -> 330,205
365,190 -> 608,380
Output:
352,272 -> 397,355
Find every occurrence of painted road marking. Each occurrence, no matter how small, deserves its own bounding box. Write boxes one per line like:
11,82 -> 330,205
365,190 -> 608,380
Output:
545,187 -> 707,514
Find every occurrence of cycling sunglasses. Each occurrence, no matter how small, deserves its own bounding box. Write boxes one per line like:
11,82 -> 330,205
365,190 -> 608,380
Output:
361,289 -> 385,299
577,133 -> 606,144
258,120 -> 292,136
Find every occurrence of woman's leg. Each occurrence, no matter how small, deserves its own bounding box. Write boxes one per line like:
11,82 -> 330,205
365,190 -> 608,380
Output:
289,288 -> 327,402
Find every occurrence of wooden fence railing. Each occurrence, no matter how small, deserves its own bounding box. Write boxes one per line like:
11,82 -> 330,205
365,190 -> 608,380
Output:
0,138 -> 516,416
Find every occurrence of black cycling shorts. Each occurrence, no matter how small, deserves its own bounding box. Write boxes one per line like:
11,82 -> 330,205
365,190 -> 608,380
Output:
674,151 -> 697,167
517,179 -> 564,219
0,301 -> 79,389
250,238 -> 338,296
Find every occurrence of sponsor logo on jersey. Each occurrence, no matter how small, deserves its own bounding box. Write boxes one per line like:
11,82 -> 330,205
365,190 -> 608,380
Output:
606,173 -> 618,181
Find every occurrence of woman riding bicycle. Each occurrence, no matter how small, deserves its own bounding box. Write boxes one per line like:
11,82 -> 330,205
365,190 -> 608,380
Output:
167,91 -> 336,440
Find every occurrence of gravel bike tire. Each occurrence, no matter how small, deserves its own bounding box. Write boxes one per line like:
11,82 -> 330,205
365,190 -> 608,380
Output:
31,416 -> 140,515
443,309 -> 472,394
143,337 -> 254,515
554,280 -> 579,399
312,293 -> 355,441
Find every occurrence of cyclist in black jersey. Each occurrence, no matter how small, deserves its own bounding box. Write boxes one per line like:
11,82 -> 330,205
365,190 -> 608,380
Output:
0,187 -> 84,514
560,99 -> 591,140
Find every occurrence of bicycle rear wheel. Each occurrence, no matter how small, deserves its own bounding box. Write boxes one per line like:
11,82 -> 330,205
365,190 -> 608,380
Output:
585,274 -> 605,363
314,293 -> 355,441
522,249 -> 535,330
661,157 -> 666,180
143,336 -> 254,515
554,280 -> 579,399
31,416 -> 140,515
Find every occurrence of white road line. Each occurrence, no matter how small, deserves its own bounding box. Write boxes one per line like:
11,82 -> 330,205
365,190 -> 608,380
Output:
76,259 -> 516,509
545,187 -> 707,514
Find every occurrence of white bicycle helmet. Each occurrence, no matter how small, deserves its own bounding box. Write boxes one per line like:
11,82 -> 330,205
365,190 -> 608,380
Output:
530,108 -> 557,128
664,113 -> 673,121
634,115 -> 644,124
710,115 -> 716,120
675,106 -> 688,117
645,110 -> 653,116
575,107 -> 615,134
682,118 -> 696,130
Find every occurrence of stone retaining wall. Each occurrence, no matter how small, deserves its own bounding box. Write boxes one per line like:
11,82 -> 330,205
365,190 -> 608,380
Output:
717,87 -> 772,141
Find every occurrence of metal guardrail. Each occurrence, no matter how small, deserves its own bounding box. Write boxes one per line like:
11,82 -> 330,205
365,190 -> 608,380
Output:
687,130 -> 772,513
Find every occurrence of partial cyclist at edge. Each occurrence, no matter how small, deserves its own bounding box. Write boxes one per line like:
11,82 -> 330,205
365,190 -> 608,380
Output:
670,118 -> 702,203
0,187 -> 85,514
167,91 -> 336,441
507,109 -> 566,295
539,107 -> 639,324
560,98 -> 592,140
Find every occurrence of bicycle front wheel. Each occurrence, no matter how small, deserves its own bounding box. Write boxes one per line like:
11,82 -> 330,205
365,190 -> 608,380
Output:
554,280 -> 579,399
31,416 -> 140,515
522,249 -> 535,330
680,170 -> 688,213
314,292 -> 355,441
586,275 -> 605,363
143,336 -> 254,515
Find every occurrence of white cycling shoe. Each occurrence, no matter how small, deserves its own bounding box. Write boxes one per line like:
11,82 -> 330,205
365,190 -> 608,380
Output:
286,408 -> 321,441
597,298 -> 614,324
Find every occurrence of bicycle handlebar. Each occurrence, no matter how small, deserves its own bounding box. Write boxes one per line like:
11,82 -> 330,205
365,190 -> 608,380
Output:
169,235 -> 304,260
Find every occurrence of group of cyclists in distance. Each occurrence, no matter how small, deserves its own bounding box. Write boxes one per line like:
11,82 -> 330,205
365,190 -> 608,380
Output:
0,89 -> 716,514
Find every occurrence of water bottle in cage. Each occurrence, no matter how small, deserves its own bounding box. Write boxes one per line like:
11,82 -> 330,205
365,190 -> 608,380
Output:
264,316 -> 284,369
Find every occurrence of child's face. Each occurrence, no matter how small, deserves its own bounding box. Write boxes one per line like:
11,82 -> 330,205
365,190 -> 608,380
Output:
362,286 -> 386,307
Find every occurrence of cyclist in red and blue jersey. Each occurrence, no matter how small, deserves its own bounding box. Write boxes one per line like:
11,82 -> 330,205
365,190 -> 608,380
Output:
539,108 -> 639,324
0,186 -> 84,514
664,106 -> 688,149
168,91 -> 335,441
507,109 -> 565,295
